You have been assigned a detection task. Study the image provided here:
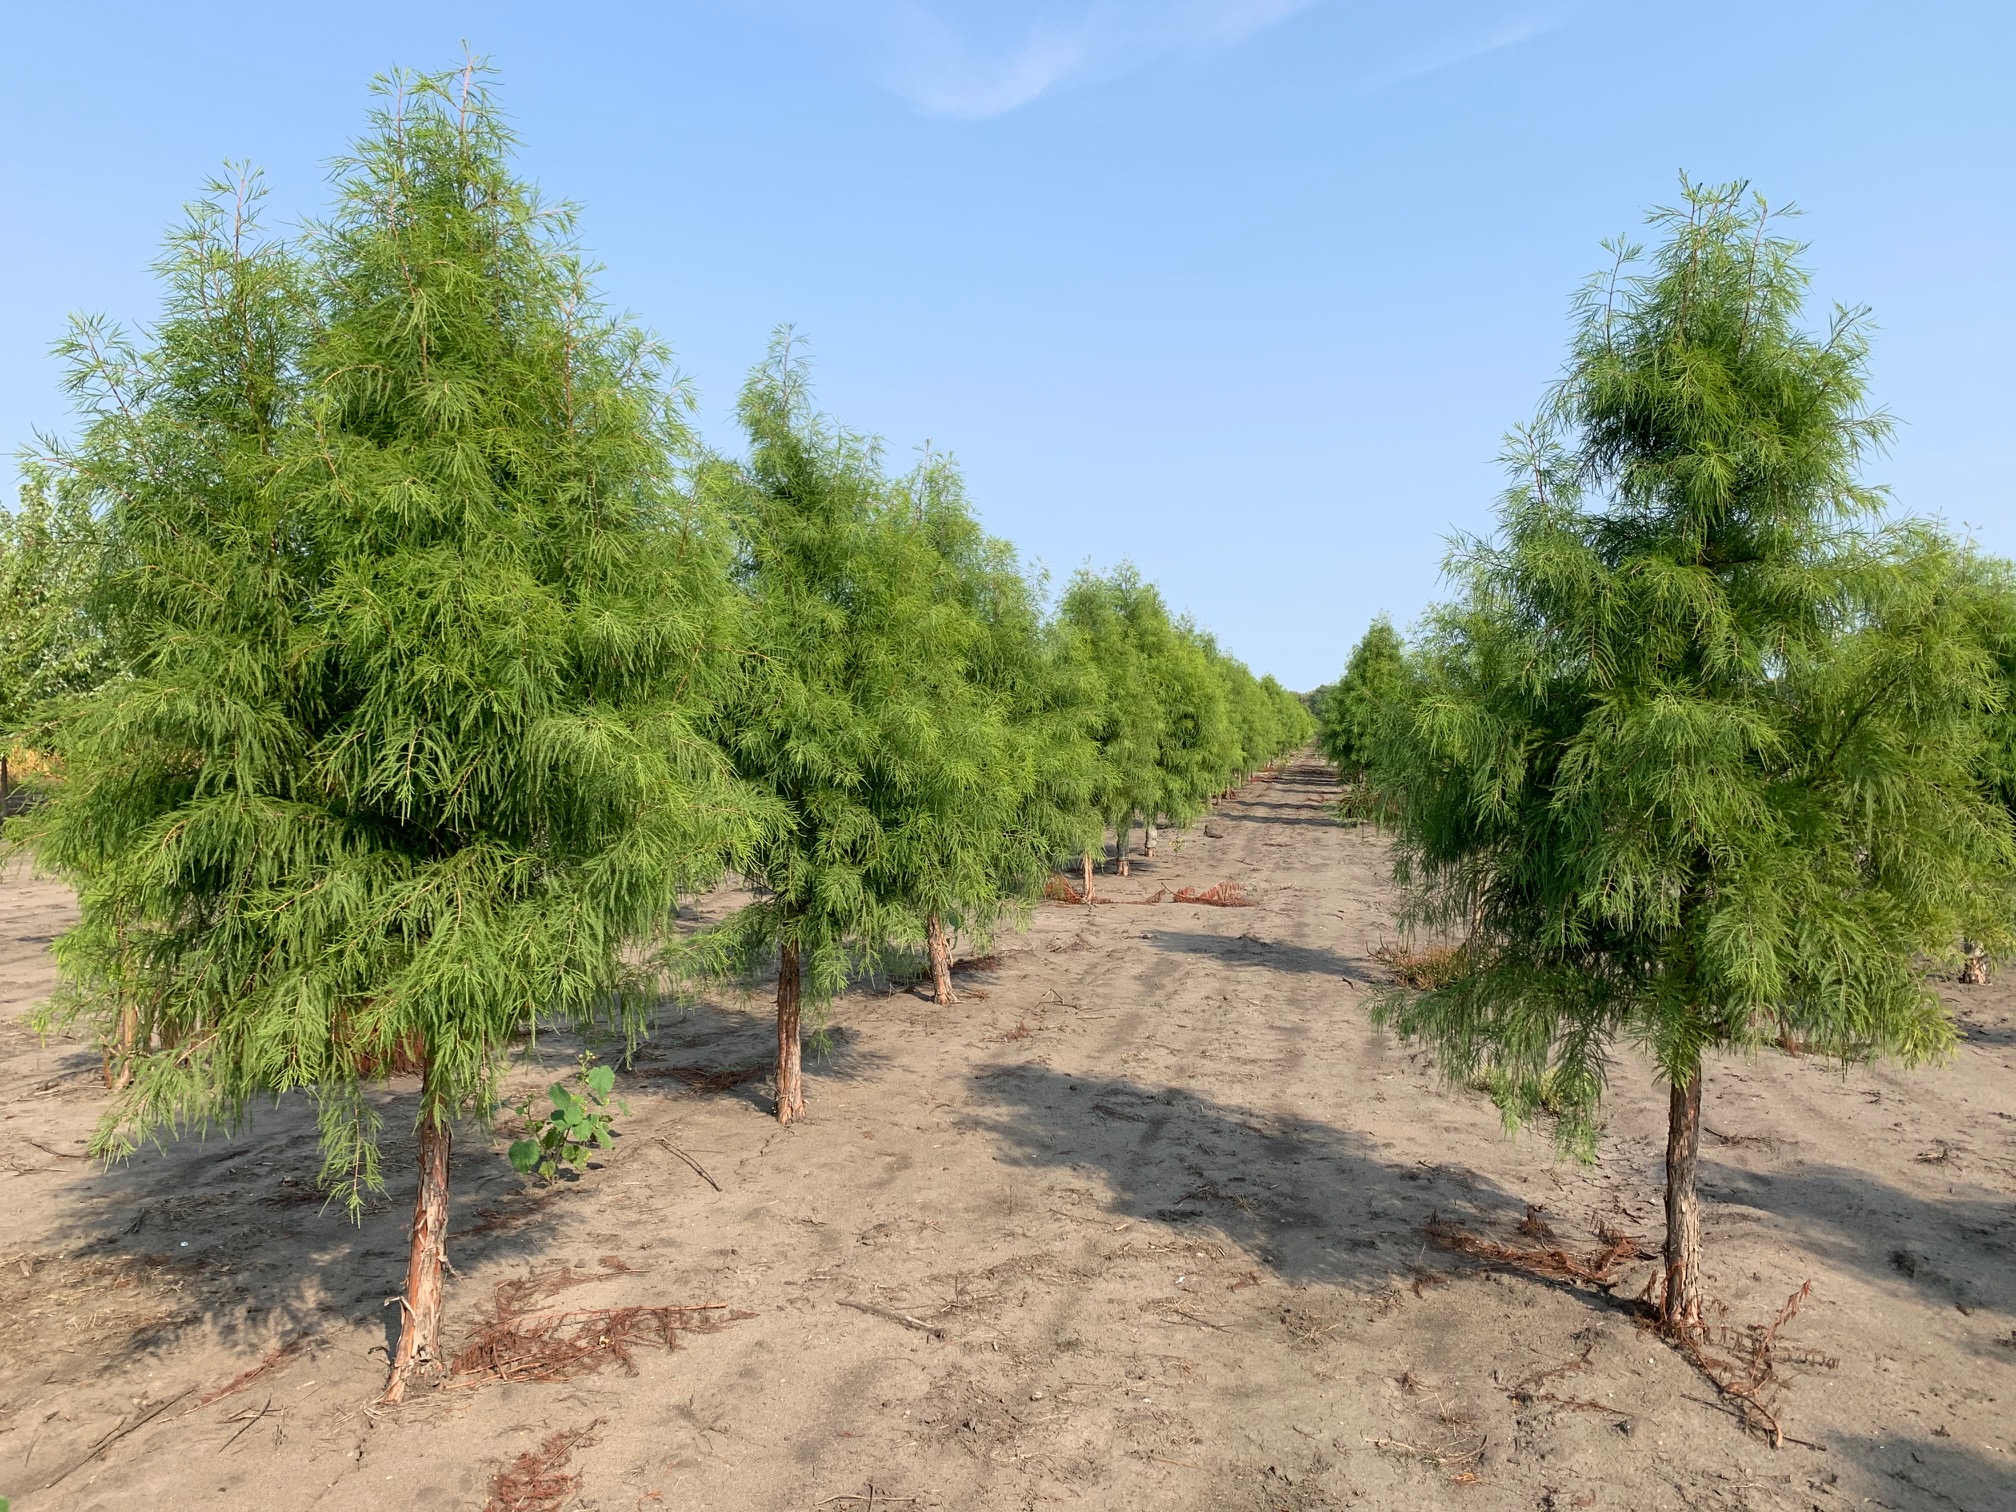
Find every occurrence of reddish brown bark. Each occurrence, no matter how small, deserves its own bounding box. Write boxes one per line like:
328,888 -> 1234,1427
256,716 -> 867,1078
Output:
1081,854 -> 1095,906
926,914 -> 958,1005
1960,940 -> 1990,985
775,942 -> 805,1125
104,1000 -> 139,1091
381,1073 -> 453,1404
1660,1071 -> 1704,1330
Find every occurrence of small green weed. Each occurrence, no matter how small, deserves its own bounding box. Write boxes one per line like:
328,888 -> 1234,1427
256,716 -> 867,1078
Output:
507,1056 -> 629,1183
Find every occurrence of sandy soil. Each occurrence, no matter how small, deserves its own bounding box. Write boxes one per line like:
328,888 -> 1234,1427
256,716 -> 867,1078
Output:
1,759 -> 2012,1512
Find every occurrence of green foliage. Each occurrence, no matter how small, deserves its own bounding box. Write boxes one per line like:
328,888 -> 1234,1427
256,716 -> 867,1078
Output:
23,69 -> 749,1207
0,465 -> 114,751
1373,178 -> 2015,1149
507,1056 -> 628,1183
1956,551 -> 2016,819
1316,617 -> 1407,779
705,335 -> 990,999
896,453 -> 1101,941
1058,566 -> 1172,843
1058,569 -> 1308,853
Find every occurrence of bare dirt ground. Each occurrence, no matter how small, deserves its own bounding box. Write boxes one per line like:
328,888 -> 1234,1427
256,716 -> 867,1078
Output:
2,758 -> 2013,1511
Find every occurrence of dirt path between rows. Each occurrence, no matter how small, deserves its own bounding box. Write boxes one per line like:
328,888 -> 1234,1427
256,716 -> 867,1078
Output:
2,759 -> 2012,1510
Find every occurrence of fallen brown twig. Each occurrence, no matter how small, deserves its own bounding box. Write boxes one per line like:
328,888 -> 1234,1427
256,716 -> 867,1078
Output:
633,1062 -> 767,1093
1172,881 -> 1254,907
195,1333 -> 313,1408
656,1136 -> 723,1191
1364,1433 -> 1486,1468
41,1388 -> 193,1490
816,1485 -> 925,1508
1425,1216 -> 1646,1287
448,1268 -> 750,1389
1664,1281 -> 1835,1448
485,1418 -> 605,1512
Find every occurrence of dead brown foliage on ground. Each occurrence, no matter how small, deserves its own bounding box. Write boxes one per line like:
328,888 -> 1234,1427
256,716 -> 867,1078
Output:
1428,1216 -> 1835,1447
1668,1282 -> 1837,1448
447,1264 -> 753,1390
484,1418 -> 604,1512
1172,881 -> 1253,907
633,1062 -> 767,1093
1374,943 -> 1466,990
1425,1215 -> 1646,1287
196,1332 -> 313,1408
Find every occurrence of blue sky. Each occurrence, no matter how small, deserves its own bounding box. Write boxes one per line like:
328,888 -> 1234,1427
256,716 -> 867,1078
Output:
4,2 -> 2011,689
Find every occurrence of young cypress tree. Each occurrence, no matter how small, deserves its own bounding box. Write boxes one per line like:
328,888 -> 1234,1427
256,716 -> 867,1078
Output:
898,454 -> 1099,1002
1059,567 -> 1172,878
1950,552 -> 2016,983
0,467 -> 115,777
1375,181 -> 2014,1328
1316,617 -> 1406,780
1150,625 -> 1234,838
27,68 -> 747,1400
708,335 -> 976,1117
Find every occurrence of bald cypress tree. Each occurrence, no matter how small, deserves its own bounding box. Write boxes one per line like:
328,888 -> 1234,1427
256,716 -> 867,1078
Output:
898,454 -> 1099,1003
1317,618 -> 1406,782
1375,181 -> 2014,1328
708,336 -> 984,1118
26,67 -> 748,1400
1059,566 -> 1172,878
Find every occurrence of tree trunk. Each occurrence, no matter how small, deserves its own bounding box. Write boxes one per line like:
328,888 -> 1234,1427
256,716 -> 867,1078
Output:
1114,813 -> 1131,876
1660,1070 -> 1704,1330
381,1073 -> 452,1405
1144,817 -> 1158,857
108,1000 -> 139,1091
926,913 -> 957,1005
1081,853 -> 1094,906
775,941 -> 805,1125
1960,940 -> 1990,985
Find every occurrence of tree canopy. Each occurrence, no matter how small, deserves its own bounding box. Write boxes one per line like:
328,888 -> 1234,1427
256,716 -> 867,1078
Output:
1371,179 -> 2015,1325
23,67 -> 753,1395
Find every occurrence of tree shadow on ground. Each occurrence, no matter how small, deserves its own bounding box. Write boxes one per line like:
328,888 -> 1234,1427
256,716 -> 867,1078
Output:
618,1002 -> 882,1114
14,999 -> 874,1378
966,1066 -> 1518,1287
1705,1160 -> 2016,1321
1829,1432 -> 2016,1512
1215,811 -> 1343,828
1145,929 -> 1372,982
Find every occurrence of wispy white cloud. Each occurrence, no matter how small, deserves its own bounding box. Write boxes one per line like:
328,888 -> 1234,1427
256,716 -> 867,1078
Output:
879,1 -> 1324,119
1355,11 -> 1563,94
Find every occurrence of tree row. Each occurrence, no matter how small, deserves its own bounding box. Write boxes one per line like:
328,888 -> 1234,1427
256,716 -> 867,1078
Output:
0,66 -> 1310,1400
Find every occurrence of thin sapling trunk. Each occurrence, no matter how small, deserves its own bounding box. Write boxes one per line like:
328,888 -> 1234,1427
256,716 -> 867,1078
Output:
1660,1069 -> 1704,1330
1960,940 -> 1990,985
926,913 -> 958,1005
1081,853 -> 1095,906
1114,812 -> 1131,876
382,1058 -> 453,1404
775,941 -> 805,1125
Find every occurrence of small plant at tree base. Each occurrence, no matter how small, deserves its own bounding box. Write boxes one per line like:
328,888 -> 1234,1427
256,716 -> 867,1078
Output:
508,1059 -> 629,1183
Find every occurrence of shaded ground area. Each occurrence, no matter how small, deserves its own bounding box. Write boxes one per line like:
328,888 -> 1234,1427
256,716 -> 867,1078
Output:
2,759 -> 2012,1510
